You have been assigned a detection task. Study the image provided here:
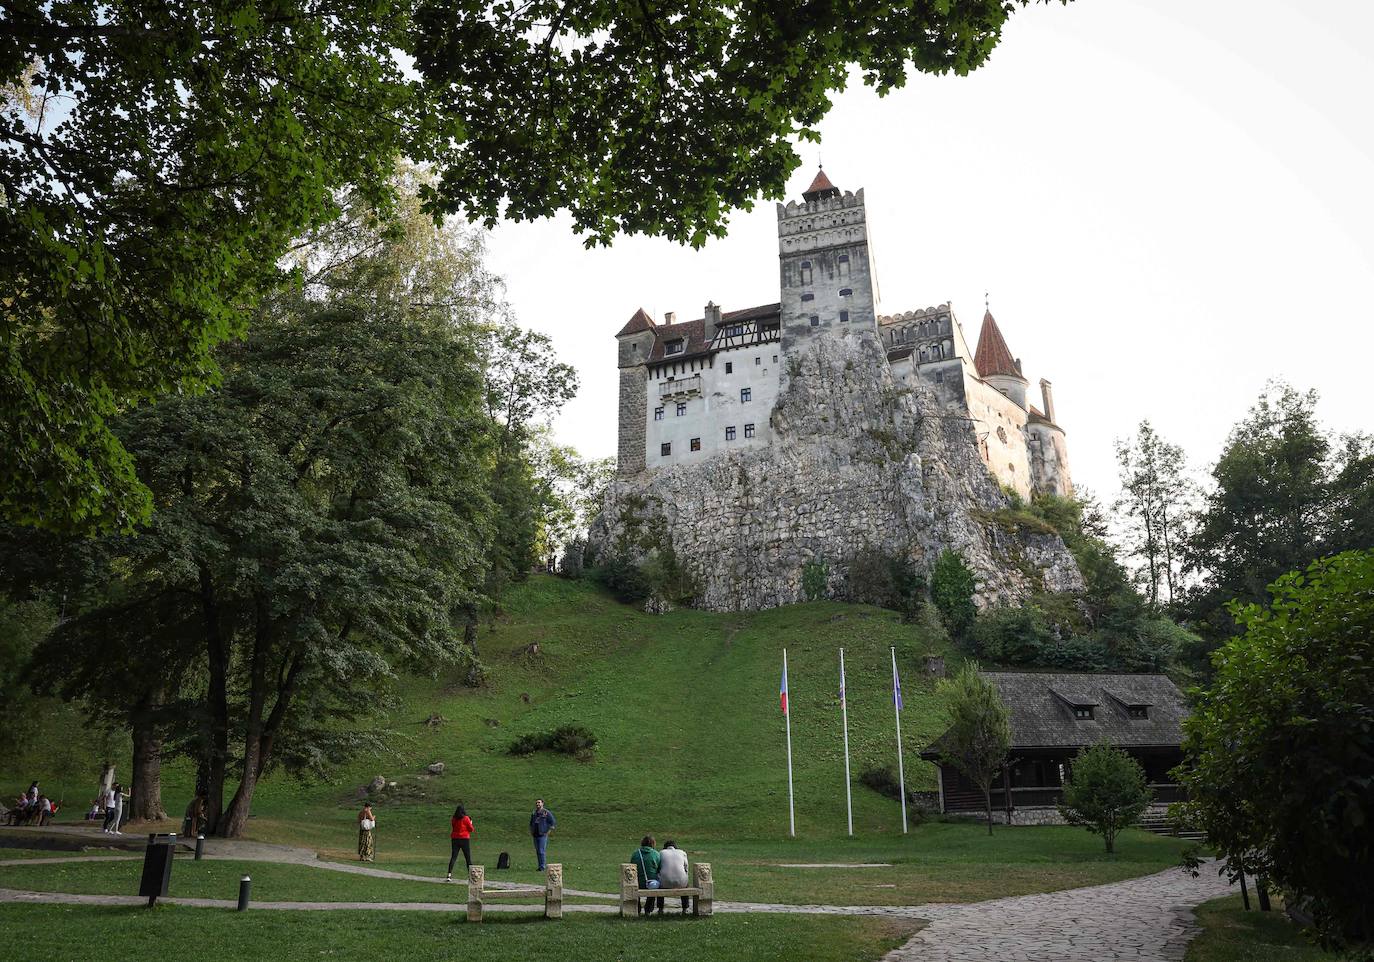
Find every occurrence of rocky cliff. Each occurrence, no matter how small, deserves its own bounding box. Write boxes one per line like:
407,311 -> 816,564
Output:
589,326 -> 1083,611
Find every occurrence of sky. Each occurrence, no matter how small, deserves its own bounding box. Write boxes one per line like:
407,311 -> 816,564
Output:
484,0 -> 1374,502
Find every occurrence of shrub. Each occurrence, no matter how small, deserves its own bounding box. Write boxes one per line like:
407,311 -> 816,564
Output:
594,554 -> 651,603
1059,742 -> 1151,853
936,662 -> 1010,835
969,605 -> 1053,665
508,724 -> 598,762
1178,550 -> 1374,949
930,549 -> 977,640
558,537 -> 586,578
802,561 -> 828,601
847,546 -> 925,622
639,543 -> 696,605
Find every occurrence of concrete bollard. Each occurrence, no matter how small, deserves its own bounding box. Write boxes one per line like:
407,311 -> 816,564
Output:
237,875 -> 251,911
195,835 -> 205,861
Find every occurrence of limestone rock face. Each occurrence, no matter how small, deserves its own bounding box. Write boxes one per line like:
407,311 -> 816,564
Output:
589,327 -> 1084,612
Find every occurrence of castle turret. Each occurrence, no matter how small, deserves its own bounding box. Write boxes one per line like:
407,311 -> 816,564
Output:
973,310 -> 1028,409
776,168 -> 878,355
615,308 -> 657,476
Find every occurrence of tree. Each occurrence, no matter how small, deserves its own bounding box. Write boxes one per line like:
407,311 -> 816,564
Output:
1058,742 -> 1150,853
1176,550 -> 1374,950
3,0 -> 1053,534
1115,421 -> 1193,608
937,663 -> 1011,835
930,549 -> 977,640
1183,383 -> 1374,669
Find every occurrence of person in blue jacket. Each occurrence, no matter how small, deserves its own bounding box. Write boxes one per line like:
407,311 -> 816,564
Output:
529,798 -> 556,870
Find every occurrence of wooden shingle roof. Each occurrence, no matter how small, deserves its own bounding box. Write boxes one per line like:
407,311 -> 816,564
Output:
973,310 -> 1023,379
921,671 -> 1188,756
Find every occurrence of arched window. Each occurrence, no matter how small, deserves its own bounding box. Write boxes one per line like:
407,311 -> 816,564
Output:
801,292 -> 814,302
799,260 -> 813,285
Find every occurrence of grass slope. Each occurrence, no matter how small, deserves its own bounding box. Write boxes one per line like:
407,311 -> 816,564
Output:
3,576 -> 1192,906
1186,896 -> 1338,961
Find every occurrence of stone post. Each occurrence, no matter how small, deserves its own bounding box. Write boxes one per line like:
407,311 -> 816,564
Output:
544,863 -> 563,919
693,862 -> 714,917
466,864 -> 484,922
619,862 -> 640,917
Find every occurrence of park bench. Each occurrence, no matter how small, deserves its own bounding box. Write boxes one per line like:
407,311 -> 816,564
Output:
466,863 -> 563,921
618,861 -> 713,917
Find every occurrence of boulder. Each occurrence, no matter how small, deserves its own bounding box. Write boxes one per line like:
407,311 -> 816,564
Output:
426,762 -> 446,776
367,775 -> 386,795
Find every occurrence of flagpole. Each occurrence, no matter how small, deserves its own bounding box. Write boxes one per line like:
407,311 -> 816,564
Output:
891,646 -> 908,834
784,648 -> 796,838
840,648 -> 853,836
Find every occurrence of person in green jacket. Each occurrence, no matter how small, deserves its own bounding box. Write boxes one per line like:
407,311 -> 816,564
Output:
631,835 -> 663,915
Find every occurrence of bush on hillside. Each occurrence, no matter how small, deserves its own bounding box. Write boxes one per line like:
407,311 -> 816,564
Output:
930,549 -> 977,640
508,724 -> 598,762
969,605 -> 1054,664
846,546 -> 925,622
802,561 -> 828,601
558,537 -> 586,578
858,765 -> 927,818
639,543 -> 697,606
593,553 -> 651,603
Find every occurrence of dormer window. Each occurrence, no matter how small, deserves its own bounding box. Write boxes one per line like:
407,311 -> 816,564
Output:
665,339 -> 685,355
1073,706 -> 1094,720
1128,706 -> 1149,719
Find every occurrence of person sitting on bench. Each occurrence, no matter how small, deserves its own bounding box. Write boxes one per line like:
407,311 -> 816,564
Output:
631,835 -> 662,915
658,840 -> 691,914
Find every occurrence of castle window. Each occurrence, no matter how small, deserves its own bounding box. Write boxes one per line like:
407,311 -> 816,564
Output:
690,437 -> 701,452
744,423 -> 756,438
840,310 -> 849,323
725,362 -> 733,374
740,388 -> 752,403
725,426 -> 736,441
936,370 -> 944,383
654,407 -> 664,421
801,293 -> 815,302
931,343 -> 943,359
755,356 -> 761,366
997,426 -> 1007,443
661,442 -> 671,456
676,402 -> 687,416
839,288 -> 853,297
726,324 -> 744,337
919,349 -> 928,362
799,260 -> 813,285
772,355 -> 778,363
837,254 -> 849,263
809,315 -> 820,327
665,339 -> 684,355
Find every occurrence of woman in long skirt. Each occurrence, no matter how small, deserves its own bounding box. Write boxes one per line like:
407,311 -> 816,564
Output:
358,804 -> 376,862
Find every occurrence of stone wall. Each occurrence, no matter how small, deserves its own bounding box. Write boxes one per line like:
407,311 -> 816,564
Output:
590,325 -> 1084,612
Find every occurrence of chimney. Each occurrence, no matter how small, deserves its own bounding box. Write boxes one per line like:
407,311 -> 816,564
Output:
664,311 -> 676,324
705,301 -> 723,328
1040,378 -> 1056,423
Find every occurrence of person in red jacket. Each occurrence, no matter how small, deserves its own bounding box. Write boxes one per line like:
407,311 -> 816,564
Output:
446,804 -> 474,880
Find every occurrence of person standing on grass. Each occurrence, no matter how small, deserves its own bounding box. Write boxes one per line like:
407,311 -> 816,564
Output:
446,804 -> 474,880
632,835 -> 663,916
100,783 -> 122,834
529,798 -> 556,871
358,803 -> 376,862
658,840 -> 691,914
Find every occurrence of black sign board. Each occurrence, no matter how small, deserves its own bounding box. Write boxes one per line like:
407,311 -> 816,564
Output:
139,833 -> 176,905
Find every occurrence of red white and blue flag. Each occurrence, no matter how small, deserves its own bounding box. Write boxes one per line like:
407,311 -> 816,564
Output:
892,668 -> 904,711
780,660 -> 789,715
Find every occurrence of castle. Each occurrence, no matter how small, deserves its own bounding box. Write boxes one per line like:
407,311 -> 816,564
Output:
614,169 -> 1072,502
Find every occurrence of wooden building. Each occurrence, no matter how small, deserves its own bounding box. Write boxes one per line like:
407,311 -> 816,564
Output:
919,671 -> 1188,824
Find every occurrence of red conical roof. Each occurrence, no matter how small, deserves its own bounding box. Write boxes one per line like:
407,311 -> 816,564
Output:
974,310 -> 1023,379
616,307 -> 655,337
802,167 -> 840,201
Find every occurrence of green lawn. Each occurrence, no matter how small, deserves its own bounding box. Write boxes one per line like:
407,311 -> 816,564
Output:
1,576 -> 1192,911
1186,895 -> 1338,961
0,903 -> 920,962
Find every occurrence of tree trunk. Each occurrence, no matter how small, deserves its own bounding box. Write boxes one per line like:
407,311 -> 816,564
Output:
984,787 -> 994,835
1256,875 -> 1272,912
129,717 -> 167,822
97,762 -> 115,800
199,562 -> 230,834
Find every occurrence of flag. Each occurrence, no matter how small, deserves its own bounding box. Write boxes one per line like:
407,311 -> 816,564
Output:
892,668 -> 903,711
780,659 -> 789,715
839,675 -> 846,708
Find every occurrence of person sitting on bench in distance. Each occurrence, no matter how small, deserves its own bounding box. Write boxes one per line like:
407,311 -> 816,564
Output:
658,839 -> 691,914
631,835 -> 663,915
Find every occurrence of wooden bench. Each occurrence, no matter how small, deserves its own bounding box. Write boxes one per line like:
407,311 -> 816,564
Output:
466,863 -> 563,921
619,861 -> 713,917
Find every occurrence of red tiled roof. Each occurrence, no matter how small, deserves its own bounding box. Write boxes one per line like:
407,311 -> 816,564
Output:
974,310 -> 1023,379
803,168 -> 839,201
645,303 -> 781,365
616,307 -> 655,337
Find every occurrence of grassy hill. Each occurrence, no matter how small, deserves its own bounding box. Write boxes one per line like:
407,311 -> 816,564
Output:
3,575 -> 1193,905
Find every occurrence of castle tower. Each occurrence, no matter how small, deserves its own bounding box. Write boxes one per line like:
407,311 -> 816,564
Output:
615,308 -> 657,476
973,309 -> 1028,409
776,169 -> 878,354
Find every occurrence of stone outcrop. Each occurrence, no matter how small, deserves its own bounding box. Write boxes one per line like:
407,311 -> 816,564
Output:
589,326 -> 1083,612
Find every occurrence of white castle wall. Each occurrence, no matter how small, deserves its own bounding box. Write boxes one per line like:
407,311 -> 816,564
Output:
644,344 -> 781,468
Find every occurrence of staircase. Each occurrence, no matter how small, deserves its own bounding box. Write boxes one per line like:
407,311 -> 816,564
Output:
1137,810 -> 1206,841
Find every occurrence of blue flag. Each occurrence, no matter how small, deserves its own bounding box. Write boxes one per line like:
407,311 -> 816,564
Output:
893,669 -> 903,711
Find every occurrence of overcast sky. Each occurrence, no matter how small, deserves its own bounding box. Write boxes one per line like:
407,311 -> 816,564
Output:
484,0 -> 1374,502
